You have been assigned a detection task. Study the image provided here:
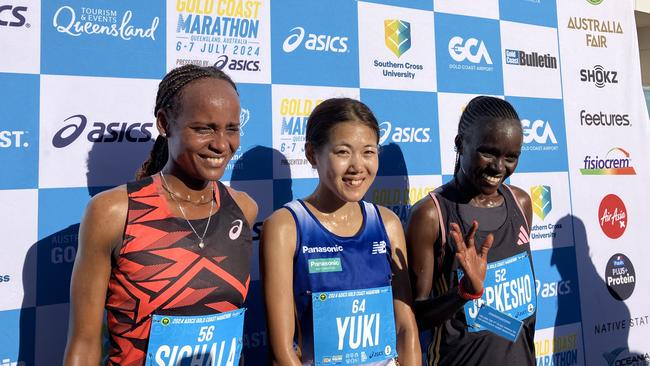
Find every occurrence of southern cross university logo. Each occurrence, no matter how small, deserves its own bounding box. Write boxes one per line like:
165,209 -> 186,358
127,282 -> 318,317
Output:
531,185 -> 552,220
384,19 -> 411,58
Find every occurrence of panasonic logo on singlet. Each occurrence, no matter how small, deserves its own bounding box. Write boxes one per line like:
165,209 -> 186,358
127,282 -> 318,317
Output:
302,245 -> 344,254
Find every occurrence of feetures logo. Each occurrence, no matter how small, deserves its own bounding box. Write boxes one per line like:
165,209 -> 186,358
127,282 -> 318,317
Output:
580,110 -> 630,128
282,26 -> 348,53
567,16 -> 622,48
384,19 -> 410,58
531,185 -> 552,220
598,194 -> 627,239
505,49 -> 557,69
580,147 -> 636,175
0,130 -> 29,148
52,6 -> 159,41
51,114 -> 153,148
0,5 -> 28,27
605,253 -> 636,301
378,121 -> 431,144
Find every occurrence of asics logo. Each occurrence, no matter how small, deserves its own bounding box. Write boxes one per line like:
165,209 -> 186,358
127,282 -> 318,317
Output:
229,219 -> 243,240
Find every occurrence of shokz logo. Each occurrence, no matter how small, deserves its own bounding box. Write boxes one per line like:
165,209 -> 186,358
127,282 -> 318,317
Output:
580,65 -> 618,88
229,219 -> 243,240
282,26 -> 349,53
52,114 -> 153,148
530,185 -> 552,220
598,194 -> 627,239
384,19 -> 410,58
448,37 -> 492,64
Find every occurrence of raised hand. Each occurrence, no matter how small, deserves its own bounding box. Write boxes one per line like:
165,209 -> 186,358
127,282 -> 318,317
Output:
449,221 -> 493,294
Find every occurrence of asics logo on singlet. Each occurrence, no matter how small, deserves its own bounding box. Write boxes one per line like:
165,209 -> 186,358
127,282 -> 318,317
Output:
229,219 -> 243,240
371,241 -> 387,254
302,245 -> 344,254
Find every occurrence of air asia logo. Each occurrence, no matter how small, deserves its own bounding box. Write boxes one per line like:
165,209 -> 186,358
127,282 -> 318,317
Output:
51,114 -> 153,148
522,119 -> 557,148
0,130 -> 29,148
580,110 -> 630,127
0,5 -> 28,27
448,37 -> 492,65
378,121 -> 431,144
603,347 -> 650,366
214,55 -> 260,72
0,274 -> 11,283
580,65 -> 618,88
384,19 -> 410,58
581,147 -> 636,175
282,26 -> 348,53
52,6 -> 159,40
605,253 -> 636,301
505,49 -> 557,69
531,185 -> 552,220
567,16 -> 622,48
598,194 -> 627,239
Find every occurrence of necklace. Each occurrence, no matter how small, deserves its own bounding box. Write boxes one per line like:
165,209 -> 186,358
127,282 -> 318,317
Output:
159,172 -> 214,249
160,178 -> 213,205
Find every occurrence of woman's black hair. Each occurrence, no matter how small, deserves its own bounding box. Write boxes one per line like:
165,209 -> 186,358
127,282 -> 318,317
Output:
305,98 -> 379,152
136,65 -> 238,179
453,96 -> 521,175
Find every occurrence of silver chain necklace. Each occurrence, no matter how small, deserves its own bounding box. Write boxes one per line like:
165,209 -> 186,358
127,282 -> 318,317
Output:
159,172 -> 214,249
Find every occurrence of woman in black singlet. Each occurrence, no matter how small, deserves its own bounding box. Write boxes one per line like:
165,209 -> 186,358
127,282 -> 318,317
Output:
407,96 -> 536,366
64,65 -> 258,366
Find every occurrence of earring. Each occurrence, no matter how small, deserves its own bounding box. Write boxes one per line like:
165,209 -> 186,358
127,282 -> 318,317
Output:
161,132 -> 167,138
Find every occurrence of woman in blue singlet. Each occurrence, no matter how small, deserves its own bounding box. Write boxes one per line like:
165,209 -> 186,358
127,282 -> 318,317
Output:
261,98 -> 420,365
407,96 -> 536,366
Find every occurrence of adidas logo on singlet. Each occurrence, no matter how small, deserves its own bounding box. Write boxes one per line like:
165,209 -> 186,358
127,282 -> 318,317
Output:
517,225 -> 530,245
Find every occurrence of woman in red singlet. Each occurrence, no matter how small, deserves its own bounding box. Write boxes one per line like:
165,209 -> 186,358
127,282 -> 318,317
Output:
64,65 -> 257,366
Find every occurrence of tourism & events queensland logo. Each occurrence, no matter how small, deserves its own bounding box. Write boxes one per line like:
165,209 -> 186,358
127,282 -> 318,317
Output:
605,253 -> 636,301
42,1 -> 164,78
385,19 -> 410,58
271,1 -> 358,86
580,147 -> 636,175
598,194 -> 627,239
531,185 -> 552,220
169,0 -> 269,83
435,13 -> 503,94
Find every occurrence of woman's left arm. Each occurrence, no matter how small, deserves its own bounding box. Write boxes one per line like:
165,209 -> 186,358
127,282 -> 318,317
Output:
379,207 -> 422,366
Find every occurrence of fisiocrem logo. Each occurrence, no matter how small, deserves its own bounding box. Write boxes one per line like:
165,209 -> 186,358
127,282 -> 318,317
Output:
52,6 -> 159,40
378,121 -> 431,144
448,37 -> 492,64
52,114 -> 153,148
282,26 -> 349,53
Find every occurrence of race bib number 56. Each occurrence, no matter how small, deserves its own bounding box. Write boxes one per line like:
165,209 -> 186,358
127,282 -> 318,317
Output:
312,286 -> 397,365
146,308 -> 246,366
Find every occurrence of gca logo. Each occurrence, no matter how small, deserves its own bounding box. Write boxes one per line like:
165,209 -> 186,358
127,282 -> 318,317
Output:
522,119 -> 557,144
448,37 -> 492,64
0,130 -> 29,148
0,5 -> 28,27
282,26 -> 349,53
379,121 -> 431,144
52,114 -> 153,148
214,55 -> 260,72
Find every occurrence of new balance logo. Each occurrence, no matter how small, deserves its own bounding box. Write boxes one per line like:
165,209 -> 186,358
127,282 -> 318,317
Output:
372,240 -> 387,254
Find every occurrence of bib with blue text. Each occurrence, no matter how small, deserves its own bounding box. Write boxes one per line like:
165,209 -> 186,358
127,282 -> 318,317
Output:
146,308 -> 246,366
312,286 -> 397,365
458,252 -> 536,332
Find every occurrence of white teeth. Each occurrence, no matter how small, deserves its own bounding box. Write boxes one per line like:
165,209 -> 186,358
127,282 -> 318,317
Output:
345,179 -> 363,187
206,157 -> 224,165
482,174 -> 501,185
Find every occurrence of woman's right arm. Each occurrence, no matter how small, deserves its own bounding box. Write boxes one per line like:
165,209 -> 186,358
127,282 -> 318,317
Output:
260,209 -> 302,366
64,188 -> 127,366
405,197 -> 493,329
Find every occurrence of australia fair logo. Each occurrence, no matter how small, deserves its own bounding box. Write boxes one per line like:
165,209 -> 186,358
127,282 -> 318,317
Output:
52,6 -> 159,40
598,194 -> 627,239
51,114 -> 153,148
282,26 -> 349,53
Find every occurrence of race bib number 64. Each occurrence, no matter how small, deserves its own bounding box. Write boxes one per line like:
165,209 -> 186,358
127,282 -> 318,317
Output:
312,286 -> 397,365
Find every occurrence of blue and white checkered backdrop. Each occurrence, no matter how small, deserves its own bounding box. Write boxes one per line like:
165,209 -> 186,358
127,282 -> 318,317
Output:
1,0 -> 649,365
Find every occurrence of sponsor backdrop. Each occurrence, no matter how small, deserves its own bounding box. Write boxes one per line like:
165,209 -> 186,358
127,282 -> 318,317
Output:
0,0 -> 648,365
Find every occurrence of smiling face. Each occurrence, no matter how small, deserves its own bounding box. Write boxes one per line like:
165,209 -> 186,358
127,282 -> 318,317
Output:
159,77 -> 240,184
458,118 -> 523,196
308,121 -> 379,203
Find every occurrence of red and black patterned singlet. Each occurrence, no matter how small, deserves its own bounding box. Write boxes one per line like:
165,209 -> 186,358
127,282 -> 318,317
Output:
105,175 -> 252,366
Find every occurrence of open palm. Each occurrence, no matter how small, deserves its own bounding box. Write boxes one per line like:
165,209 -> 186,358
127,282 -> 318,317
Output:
450,221 -> 493,294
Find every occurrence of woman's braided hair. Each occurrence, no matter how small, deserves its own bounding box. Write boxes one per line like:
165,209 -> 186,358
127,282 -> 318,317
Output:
136,65 -> 238,179
453,96 -> 521,175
